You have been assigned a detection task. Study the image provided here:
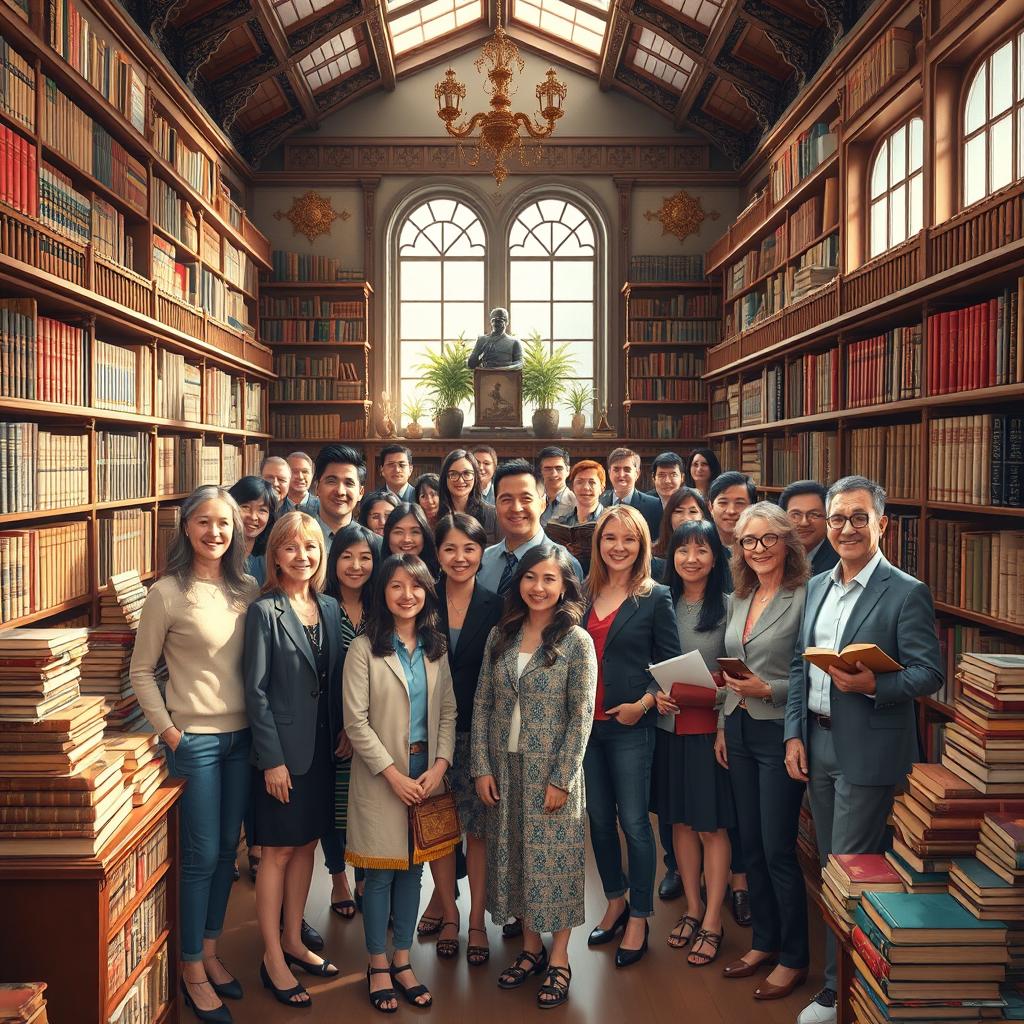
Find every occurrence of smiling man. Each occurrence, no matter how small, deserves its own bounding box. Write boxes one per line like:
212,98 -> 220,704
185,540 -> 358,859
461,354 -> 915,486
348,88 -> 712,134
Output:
601,447 -> 662,538
378,444 -> 415,502
283,451 -> 320,516
708,471 -> 756,548
260,456 -> 291,505
780,480 -> 838,576
537,446 -> 576,525
647,452 -> 685,507
471,445 -> 497,505
312,444 -> 366,548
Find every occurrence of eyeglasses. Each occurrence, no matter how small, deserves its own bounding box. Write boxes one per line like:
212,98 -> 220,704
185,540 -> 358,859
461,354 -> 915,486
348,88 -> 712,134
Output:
826,512 -> 871,530
787,510 -> 825,523
447,470 -> 475,482
384,461 -> 409,470
738,533 -> 780,551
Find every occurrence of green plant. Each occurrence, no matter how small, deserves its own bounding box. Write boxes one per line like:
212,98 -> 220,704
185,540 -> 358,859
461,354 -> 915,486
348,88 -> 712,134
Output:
562,382 -> 595,416
416,336 -> 474,412
402,396 -> 427,422
521,332 -> 576,409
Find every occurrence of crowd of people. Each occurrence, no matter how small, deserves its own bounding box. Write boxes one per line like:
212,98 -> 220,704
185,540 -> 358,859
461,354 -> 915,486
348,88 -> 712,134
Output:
128,441 -> 945,1023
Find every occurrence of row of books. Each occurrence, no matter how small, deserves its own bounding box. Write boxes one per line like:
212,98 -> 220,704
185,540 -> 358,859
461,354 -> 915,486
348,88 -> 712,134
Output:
790,184 -> 839,257
156,350 -> 201,423
627,294 -> 721,318
769,121 -> 837,204
152,234 -> 196,306
0,122 -> 37,217
626,319 -> 721,343
0,424 -> 89,513
845,26 -> 915,119
769,430 -> 840,487
106,877 -> 166,992
95,430 -> 150,502
155,437 -> 221,495
98,508 -> 153,581
628,351 -> 705,377
927,415 -> 1000,506
95,338 -> 152,415
728,267 -> 788,332
846,325 -> 923,407
848,422 -> 921,500
222,237 -> 257,295
936,624 -> 1024,706
108,940 -> 168,1024
272,353 -> 361,381
727,223 -> 786,298
199,267 -> 250,332
787,348 -> 839,418
881,512 -> 919,578
270,381 -> 363,402
626,412 -> 708,440
269,413 -> 364,440
270,250 -> 363,282
203,366 -> 242,429
791,234 -> 840,300
627,254 -> 705,282
0,301 -> 90,404
244,382 -> 265,433
152,110 -> 214,204
0,520 -> 89,623
259,297 -> 364,318
628,379 -> 705,402
740,436 -> 762,485
0,35 -> 33,129
151,177 -> 197,252
259,317 -> 365,343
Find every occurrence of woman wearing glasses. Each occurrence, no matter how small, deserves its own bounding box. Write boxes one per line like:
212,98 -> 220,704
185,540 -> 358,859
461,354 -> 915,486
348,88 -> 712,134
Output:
438,450 -> 498,545
717,502 -> 810,1002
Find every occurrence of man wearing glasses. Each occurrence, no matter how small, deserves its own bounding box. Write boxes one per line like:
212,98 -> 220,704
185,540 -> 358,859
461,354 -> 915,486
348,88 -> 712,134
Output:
779,480 -> 839,576
536,446 -> 576,526
784,476 -> 943,1024
378,444 -> 415,502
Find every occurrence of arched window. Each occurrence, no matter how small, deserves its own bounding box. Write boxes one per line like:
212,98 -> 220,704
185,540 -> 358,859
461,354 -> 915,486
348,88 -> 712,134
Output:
508,198 -> 596,424
869,117 -> 924,258
963,29 -> 1024,207
397,198 -> 486,414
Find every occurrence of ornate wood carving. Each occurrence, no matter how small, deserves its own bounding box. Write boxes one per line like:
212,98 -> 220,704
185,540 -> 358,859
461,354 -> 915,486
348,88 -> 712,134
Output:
245,109 -> 307,167
314,66 -> 380,113
274,190 -> 351,241
632,0 -> 707,52
220,82 -> 260,129
615,66 -> 677,112
287,0 -> 363,53
734,81 -> 773,131
182,29 -> 231,86
147,0 -> 187,48
600,6 -> 631,89
180,0 -> 253,43
643,190 -> 720,241
804,0 -> 848,44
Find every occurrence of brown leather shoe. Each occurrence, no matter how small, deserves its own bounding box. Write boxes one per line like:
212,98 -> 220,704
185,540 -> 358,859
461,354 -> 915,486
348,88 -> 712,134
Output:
721,954 -> 778,979
754,969 -> 808,1000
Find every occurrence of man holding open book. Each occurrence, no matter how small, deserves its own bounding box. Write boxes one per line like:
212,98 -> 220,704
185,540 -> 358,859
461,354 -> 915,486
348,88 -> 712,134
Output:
783,475 -> 944,1024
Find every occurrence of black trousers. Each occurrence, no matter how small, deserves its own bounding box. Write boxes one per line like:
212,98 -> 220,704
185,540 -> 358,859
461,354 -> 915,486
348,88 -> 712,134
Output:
725,710 -> 808,969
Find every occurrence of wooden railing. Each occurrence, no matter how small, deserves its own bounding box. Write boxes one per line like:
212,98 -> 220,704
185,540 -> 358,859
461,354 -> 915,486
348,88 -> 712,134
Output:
840,240 -> 922,313
155,291 -> 205,341
929,182 -> 1024,274
94,257 -> 152,316
38,229 -> 86,288
707,192 -> 770,272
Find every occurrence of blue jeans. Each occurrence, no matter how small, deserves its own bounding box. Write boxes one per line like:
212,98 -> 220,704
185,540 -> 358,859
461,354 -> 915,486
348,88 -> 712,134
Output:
583,722 -> 656,918
362,750 -> 427,955
166,729 -> 252,961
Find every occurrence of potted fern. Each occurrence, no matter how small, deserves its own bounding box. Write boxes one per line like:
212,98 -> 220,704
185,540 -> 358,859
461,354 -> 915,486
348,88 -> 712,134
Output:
402,396 -> 427,439
522,332 -> 575,438
417,336 -> 474,438
562,382 -> 595,438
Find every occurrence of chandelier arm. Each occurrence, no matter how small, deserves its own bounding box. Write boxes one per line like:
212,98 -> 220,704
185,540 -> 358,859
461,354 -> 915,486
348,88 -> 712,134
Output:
512,111 -> 555,140
444,112 -> 491,139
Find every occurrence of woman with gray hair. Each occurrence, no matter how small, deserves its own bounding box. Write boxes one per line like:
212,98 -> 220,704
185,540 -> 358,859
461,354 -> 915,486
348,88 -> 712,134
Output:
716,501 -> 810,1003
130,485 -> 260,1023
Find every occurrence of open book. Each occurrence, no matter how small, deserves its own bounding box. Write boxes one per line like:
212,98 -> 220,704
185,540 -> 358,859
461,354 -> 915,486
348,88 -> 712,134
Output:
803,643 -> 903,673
544,520 -> 596,561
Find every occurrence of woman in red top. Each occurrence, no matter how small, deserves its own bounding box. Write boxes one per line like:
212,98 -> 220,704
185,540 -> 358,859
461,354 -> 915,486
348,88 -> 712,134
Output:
582,504 -> 681,968
651,519 -> 735,967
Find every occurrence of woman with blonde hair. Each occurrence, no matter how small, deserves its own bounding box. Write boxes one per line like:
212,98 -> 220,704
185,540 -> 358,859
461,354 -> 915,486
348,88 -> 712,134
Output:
582,504 -> 682,967
244,511 -> 343,1008
717,501 -> 810,1001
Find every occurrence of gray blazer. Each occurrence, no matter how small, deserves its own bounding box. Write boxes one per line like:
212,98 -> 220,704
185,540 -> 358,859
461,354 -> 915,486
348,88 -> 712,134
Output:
722,585 -> 806,722
243,590 -> 342,776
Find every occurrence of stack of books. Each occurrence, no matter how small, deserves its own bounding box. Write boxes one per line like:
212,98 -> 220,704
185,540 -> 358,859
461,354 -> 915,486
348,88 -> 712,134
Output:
0,628 -> 88,722
0,982 -> 48,1023
977,815 -> 1024,979
820,854 -> 904,933
79,629 -> 138,731
849,891 -> 1008,1023
950,856 -> 1024,919
105,734 -> 165,806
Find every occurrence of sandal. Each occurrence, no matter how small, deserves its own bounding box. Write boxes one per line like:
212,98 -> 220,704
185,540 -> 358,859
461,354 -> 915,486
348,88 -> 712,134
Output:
502,917 -> 523,939
498,947 -> 548,990
248,851 -> 260,883
416,913 -> 443,936
537,965 -> 572,1009
688,927 -> 724,967
467,927 -> 490,966
366,966 -> 398,1014
436,921 -> 460,959
330,899 -> 356,919
668,914 -> 702,949
283,951 -> 339,977
390,962 -> 432,1007
260,961 -> 311,1009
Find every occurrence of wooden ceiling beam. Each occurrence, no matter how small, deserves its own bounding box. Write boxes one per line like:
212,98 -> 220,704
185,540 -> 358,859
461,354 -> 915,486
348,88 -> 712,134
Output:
249,0 -> 320,121
365,0 -> 397,89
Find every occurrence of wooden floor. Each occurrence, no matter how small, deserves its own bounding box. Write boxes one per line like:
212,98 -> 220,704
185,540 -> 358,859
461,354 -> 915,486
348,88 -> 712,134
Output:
204,841 -> 824,1023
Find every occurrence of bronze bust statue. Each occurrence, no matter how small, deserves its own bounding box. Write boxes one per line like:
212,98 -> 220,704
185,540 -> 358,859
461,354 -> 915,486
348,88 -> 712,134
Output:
467,308 -> 523,370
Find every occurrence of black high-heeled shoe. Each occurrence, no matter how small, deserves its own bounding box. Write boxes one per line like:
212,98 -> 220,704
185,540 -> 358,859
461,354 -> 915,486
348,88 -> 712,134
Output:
615,920 -> 650,968
205,956 -> 243,999
180,978 -> 233,1023
587,902 -> 630,947
283,950 -> 338,978
259,961 -> 311,1010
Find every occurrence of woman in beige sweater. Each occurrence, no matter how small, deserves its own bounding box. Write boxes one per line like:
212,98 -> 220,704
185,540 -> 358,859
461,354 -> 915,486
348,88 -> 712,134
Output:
130,485 -> 258,1024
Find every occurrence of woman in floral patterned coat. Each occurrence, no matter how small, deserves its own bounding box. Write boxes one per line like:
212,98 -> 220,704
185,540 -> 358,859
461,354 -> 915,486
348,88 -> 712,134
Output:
471,543 -> 597,1010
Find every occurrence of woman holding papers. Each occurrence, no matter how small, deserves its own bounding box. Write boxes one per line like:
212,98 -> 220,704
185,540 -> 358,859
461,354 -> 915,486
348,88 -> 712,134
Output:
651,519 -> 735,967
581,504 -> 681,967
718,502 -> 810,1000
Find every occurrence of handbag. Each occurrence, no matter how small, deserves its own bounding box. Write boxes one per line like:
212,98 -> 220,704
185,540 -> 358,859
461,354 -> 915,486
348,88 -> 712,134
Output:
409,778 -> 462,862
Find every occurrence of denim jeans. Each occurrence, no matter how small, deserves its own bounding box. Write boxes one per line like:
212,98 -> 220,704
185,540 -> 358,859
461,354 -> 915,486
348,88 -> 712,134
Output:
362,750 -> 427,955
583,721 -> 656,918
165,729 -> 252,961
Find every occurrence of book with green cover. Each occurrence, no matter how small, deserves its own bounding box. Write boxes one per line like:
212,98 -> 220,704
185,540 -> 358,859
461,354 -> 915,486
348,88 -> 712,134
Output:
851,905 -> 1010,964
951,857 -> 1017,893
885,849 -> 948,887
862,891 -> 1007,944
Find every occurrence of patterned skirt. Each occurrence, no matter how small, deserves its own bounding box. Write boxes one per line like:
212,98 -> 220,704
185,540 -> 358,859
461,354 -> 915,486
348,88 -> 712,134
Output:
448,732 -> 486,839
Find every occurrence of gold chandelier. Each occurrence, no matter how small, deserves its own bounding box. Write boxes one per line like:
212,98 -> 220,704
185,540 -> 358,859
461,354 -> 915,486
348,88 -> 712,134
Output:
433,0 -> 567,186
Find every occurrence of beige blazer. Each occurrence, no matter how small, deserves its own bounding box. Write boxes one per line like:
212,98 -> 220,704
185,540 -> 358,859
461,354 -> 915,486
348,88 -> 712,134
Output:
342,632 -> 457,870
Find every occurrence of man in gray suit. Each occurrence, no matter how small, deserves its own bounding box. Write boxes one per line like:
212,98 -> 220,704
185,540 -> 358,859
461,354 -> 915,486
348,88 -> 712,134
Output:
784,476 -> 943,1024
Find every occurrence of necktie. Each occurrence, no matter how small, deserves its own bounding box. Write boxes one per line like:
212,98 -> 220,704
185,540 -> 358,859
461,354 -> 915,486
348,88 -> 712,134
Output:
497,551 -> 518,596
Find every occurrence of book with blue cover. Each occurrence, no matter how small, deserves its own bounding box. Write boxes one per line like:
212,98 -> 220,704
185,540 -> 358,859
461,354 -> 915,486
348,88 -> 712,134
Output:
862,891 -> 1007,944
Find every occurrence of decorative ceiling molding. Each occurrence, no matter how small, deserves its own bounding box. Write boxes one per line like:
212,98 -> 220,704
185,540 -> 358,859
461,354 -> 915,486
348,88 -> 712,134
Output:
287,0 -> 365,54
615,65 -> 679,113
275,190 -> 351,240
643,189 -> 719,241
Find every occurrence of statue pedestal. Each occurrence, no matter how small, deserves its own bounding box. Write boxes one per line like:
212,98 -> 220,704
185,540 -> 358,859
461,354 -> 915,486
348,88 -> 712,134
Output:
474,368 -> 522,429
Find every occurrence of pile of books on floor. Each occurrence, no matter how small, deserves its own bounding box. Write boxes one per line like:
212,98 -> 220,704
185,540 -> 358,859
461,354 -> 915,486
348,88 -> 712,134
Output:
0,982 -> 48,1023
106,733 -> 165,806
820,854 -> 904,934
0,628 -> 131,857
849,891 -> 1008,1023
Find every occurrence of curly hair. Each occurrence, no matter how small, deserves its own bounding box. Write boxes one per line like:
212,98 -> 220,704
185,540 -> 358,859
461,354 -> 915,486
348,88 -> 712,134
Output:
731,501 -> 810,599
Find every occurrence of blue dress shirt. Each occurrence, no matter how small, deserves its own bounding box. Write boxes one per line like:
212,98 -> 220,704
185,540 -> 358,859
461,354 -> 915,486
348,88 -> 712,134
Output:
477,530 -> 584,592
393,632 -> 428,743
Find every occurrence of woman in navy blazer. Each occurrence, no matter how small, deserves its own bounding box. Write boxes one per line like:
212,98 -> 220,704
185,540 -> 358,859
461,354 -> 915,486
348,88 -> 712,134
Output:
582,504 -> 682,967
244,512 -> 343,1008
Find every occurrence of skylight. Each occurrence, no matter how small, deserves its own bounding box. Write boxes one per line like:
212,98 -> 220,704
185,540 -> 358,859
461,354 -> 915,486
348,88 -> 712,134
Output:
272,0 -> 336,30
659,0 -> 724,31
629,27 -> 695,91
389,0 -> 483,55
514,0 -> 606,54
298,29 -> 366,92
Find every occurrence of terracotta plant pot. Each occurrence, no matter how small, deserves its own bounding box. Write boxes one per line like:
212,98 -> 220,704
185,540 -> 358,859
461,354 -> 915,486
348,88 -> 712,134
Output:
532,408 -> 560,438
405,420 -> 424,439
436,408 -> 465,438
571,412 -> 586,438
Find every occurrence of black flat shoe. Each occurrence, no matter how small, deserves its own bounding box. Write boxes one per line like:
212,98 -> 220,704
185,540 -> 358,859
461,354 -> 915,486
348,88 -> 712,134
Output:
615,921 -> 650,968
659,870 -> 682,901
390,962 -> 432,1007
502,917 -> 523,939
260,962 -> 311,1009
180,978 -> 233,1023
205,957 -> 243,1000
283,950 -> 338,977
588,903 -> 630,947
730,887 -> 752,927
366,966 -> 398,1014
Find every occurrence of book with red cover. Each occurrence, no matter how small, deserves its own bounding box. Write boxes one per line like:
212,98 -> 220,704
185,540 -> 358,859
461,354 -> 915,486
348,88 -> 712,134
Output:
831,853 -> 904,891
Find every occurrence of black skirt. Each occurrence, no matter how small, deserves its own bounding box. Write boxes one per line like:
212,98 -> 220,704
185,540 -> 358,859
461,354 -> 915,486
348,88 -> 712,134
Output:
650,727 -> 736,833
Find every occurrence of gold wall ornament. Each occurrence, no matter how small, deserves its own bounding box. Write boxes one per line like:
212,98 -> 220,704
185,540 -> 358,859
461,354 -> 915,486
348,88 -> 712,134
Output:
433,0 -> 566,186
274,191 -> 350,242
644,191 -> 720,242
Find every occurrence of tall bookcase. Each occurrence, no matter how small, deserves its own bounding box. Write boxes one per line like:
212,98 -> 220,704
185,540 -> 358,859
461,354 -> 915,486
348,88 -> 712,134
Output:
621,278 -> 719,445
0,0 -> 273,630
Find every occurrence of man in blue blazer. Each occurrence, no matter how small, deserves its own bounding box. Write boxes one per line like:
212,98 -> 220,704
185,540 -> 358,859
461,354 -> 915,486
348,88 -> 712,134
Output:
600,447 -> 662,538
784,476 -> 943,1024
779,479 -> 839,576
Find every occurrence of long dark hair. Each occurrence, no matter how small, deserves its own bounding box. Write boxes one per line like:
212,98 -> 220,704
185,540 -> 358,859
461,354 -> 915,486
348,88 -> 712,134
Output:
438,449 -> 487,518
434,511 -> 488,551
653,486 -> 710,557
365,554 -> 447,661
663,519 -> 730,632
357,490 -> 400,531
227,475 -> 278,557
324,522 -> 380,614
490,544 -> 585,667
383,502 -> 440,577
684,447 -> 722,491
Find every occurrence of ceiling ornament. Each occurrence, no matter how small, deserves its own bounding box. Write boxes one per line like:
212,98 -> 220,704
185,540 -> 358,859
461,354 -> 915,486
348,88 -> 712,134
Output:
274,191 -> 350,242
644,190 -> 719,242
433,0 -> 566,186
